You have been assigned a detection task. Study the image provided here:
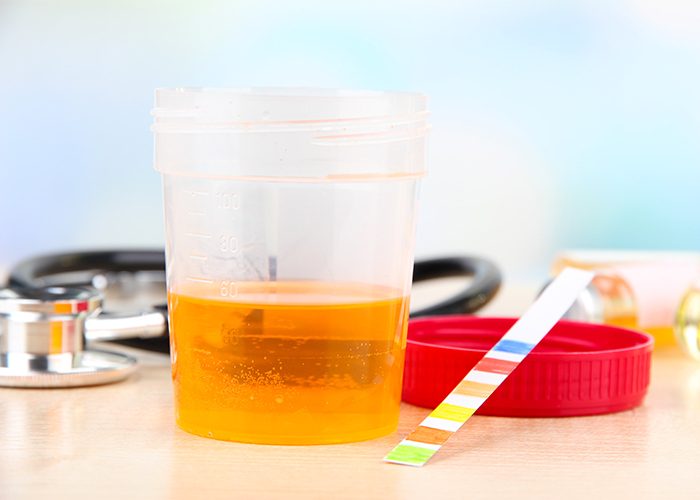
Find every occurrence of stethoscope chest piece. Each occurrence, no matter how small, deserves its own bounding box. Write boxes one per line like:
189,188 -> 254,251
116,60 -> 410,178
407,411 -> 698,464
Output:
0,287 -> 137,388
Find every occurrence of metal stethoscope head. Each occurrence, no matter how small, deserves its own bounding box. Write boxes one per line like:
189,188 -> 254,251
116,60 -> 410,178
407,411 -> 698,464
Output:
0,286 -> 166,388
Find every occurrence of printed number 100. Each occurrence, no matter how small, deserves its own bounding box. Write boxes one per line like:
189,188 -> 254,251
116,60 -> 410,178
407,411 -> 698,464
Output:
215,192 -> 239,209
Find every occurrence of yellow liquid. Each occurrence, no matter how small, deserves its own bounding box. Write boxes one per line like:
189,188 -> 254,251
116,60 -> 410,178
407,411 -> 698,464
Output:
168,282 -> 410,445
607,316 -> 675,348
553,267 -> 677,349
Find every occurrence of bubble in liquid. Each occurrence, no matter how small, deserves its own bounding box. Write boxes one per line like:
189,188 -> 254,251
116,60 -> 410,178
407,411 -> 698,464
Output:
275,396 -> 284,403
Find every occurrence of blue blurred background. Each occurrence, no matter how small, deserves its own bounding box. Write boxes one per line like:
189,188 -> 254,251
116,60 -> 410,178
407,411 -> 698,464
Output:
1,0 -> 699,282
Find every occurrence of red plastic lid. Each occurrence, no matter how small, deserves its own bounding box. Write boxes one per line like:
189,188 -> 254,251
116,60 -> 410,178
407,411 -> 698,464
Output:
403,316 -> 654,417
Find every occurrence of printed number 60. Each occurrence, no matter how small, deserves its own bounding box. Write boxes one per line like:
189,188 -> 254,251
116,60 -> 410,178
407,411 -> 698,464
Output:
220,281 -> 237,297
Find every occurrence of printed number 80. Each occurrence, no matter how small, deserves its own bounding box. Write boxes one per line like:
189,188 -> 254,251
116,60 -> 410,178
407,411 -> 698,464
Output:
220,235 -> 237,252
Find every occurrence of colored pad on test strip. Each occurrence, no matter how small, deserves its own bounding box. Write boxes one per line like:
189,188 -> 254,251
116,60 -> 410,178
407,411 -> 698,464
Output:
384,267 -> 594,467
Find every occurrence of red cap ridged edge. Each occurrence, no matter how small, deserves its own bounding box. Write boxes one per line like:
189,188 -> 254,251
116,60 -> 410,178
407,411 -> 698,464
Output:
402,318 -> 654,418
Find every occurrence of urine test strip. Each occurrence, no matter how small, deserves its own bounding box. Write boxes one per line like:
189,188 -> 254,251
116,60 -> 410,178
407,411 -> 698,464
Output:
384,267 -> 595,467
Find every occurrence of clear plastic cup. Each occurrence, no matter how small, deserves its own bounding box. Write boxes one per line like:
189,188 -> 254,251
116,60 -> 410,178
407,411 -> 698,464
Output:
152,87 -> 430,444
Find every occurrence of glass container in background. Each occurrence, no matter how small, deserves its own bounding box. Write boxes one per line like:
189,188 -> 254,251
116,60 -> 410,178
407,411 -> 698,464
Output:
552,250 -> 700,348
152,88 -> 430,444
675,283 -> 700,361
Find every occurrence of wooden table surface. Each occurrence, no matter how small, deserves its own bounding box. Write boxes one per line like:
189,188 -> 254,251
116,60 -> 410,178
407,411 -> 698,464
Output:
3,281 -> 700,499
3,345 -> 700,499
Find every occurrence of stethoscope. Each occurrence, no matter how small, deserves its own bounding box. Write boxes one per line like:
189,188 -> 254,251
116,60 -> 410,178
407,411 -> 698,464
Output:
0,250 -> 501,388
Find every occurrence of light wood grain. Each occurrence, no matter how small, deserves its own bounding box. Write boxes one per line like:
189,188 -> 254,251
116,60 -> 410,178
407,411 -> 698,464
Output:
2,344 -> 700,499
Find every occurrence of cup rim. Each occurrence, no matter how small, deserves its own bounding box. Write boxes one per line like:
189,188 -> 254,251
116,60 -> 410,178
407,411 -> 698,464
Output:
154,86 -> 428,100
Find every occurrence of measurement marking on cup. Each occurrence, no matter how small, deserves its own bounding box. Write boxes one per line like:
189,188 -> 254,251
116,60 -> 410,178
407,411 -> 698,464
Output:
187,210 -> 206,216
220,235 -> 238,253
189,254 -> 208,260
186,276 -> 214,284
183,190 -> 210,196
220,280 -> 238,297
215,192 -> 240,209
184,232 -> 212,238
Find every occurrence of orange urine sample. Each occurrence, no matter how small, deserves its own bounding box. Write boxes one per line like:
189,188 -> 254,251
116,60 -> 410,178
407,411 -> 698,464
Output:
168,282 -> 410,445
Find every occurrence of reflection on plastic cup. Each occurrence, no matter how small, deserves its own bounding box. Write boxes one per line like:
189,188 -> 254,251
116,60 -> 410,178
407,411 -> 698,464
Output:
152,88 -> 430,444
